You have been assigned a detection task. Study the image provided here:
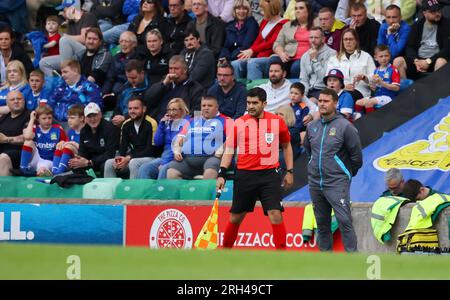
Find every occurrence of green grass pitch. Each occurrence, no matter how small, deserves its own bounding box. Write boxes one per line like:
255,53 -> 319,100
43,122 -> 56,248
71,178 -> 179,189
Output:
1,243 -> 450,279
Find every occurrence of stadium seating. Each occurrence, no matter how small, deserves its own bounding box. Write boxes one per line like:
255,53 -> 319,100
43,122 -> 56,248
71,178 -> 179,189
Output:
180,180 -> 216,200
0,176 -> 19,197
83,178 -> 123,199
143,180 -> 183,200
17,178 -> 49,198
115,179 -> 157,199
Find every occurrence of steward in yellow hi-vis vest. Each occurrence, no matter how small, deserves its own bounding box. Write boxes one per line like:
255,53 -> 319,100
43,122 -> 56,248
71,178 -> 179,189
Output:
302,203 -> 338,242
406,193 -> 450,230
371,196 -> 410,243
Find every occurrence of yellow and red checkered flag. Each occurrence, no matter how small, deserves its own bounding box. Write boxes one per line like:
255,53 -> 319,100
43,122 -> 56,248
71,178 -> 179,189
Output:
194,190 -> 221,250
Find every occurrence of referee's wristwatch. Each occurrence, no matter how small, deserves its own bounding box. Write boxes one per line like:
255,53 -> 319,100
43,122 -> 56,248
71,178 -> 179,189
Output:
286,168 -> 294,174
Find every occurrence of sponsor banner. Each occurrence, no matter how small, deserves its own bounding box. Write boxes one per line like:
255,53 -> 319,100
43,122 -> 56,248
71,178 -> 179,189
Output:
0,204 -> 123,245
125,205 -> 344,251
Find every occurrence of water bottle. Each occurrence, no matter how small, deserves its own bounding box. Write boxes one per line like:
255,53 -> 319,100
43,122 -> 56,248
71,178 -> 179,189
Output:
114,150 -> 120,164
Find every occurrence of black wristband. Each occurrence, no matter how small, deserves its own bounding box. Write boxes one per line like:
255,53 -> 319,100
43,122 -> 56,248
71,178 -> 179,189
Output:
217,167 -> 228,179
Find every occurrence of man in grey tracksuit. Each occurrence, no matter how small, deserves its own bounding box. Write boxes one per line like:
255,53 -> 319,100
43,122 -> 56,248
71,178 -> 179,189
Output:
304,88 -> 362,252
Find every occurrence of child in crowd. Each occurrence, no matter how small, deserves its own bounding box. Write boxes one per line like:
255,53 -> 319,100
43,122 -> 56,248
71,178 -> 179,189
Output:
288,82 -> 310,144
24,69 -> 51,111
52,104 -> 85,175
20,105 -> 68,176
355,45 -> 400,114
43,15 -> 61,57
323,68 -> 355,120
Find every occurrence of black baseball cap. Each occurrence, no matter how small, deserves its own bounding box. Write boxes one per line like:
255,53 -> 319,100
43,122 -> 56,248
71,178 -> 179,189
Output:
422,0 -> 442,12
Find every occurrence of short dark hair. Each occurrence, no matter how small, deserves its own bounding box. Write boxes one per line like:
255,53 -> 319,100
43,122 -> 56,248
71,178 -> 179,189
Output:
128,95 -> 146,106
85,27 -> 103,40
125,59 -> 145,73
290,82 -> 305,95
385,4 -> 401,13
0,26 -> 14,40
269,58 -> 286,72
319,6 -> 335,14
46,15 -> 60,24
374,44 -> 390,54
310,26 -> 324,36
319,88 -> 339,102
201,95 -> 219,105
184,28 -> 200,39
68,104 -> 85,117
350,2 -> 366,12
402,179 -> 424,201
247,87 -> 267,102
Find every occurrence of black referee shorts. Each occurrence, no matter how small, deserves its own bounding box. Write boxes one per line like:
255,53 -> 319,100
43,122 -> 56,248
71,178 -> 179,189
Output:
231,168 -> 284,216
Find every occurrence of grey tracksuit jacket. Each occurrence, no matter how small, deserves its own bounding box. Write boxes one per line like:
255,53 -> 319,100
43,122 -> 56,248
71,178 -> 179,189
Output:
304,113 -> 363,190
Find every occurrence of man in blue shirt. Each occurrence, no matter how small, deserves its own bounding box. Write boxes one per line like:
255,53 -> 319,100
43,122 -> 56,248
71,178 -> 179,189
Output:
167,96 -> 228,180
377,4 -> 411,61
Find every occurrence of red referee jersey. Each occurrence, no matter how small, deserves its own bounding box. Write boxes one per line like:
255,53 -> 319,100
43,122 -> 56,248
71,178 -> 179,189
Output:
226,111 -> 291,170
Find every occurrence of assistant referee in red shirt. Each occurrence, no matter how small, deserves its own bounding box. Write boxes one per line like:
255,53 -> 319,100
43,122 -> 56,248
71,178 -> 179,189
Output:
216,87 -> 294,250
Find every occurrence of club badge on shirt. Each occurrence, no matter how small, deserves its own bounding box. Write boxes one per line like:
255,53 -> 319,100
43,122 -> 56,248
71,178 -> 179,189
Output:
265,132 -> 274,144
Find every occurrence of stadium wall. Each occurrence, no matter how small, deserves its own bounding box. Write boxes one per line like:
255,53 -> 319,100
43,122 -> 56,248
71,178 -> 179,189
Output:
0,199 -> 448,253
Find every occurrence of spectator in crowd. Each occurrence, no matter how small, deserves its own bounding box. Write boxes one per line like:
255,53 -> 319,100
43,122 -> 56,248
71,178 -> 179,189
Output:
137,97 -> 190,179
69,102 -> 119,175
145,55 -> 204,121
186,0 -> 226,58
0,27 -> 33,83
180,29 -> 216,89
138,29 -> 172,86
112,59 -> 149,127
76,28 -> 113,88
104,96 -> 158,178
128,0 -> 171,51
19,105 -> 67,177
394,0 -> 450,79
231,0 -> 288,79
207,59 -> 247,119
323,68 -> 355,120
0,60 -> 31,115
349,2 -> 380,56
102,31 -> 138,110
219,0 -> 259,62
24,69 -> 51,111
167,96 -> 227,179
102,0 -> 141,45
377,4 -> 411,61
43,15 -> 61,57
355,45 -> 400,115
47,59 -> 103,123
300,26 -> 337,102
270,0 -> 314,78
284,0 -> 339,19
258,60 -> 292,113
275,104 -> 301,165
167,0 -> 193,54
367,0 -> 416,24
208,0 -> 235,22
335,0 -> 367,24
39,0 -> 99,77
327,28 -> 376,101
288,82 -> 313,134
381,167 -> 405,196
52,104 -> 85,175
318,7 -> 347,52
0,90 -> 30,176
91,0 -> 126,34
